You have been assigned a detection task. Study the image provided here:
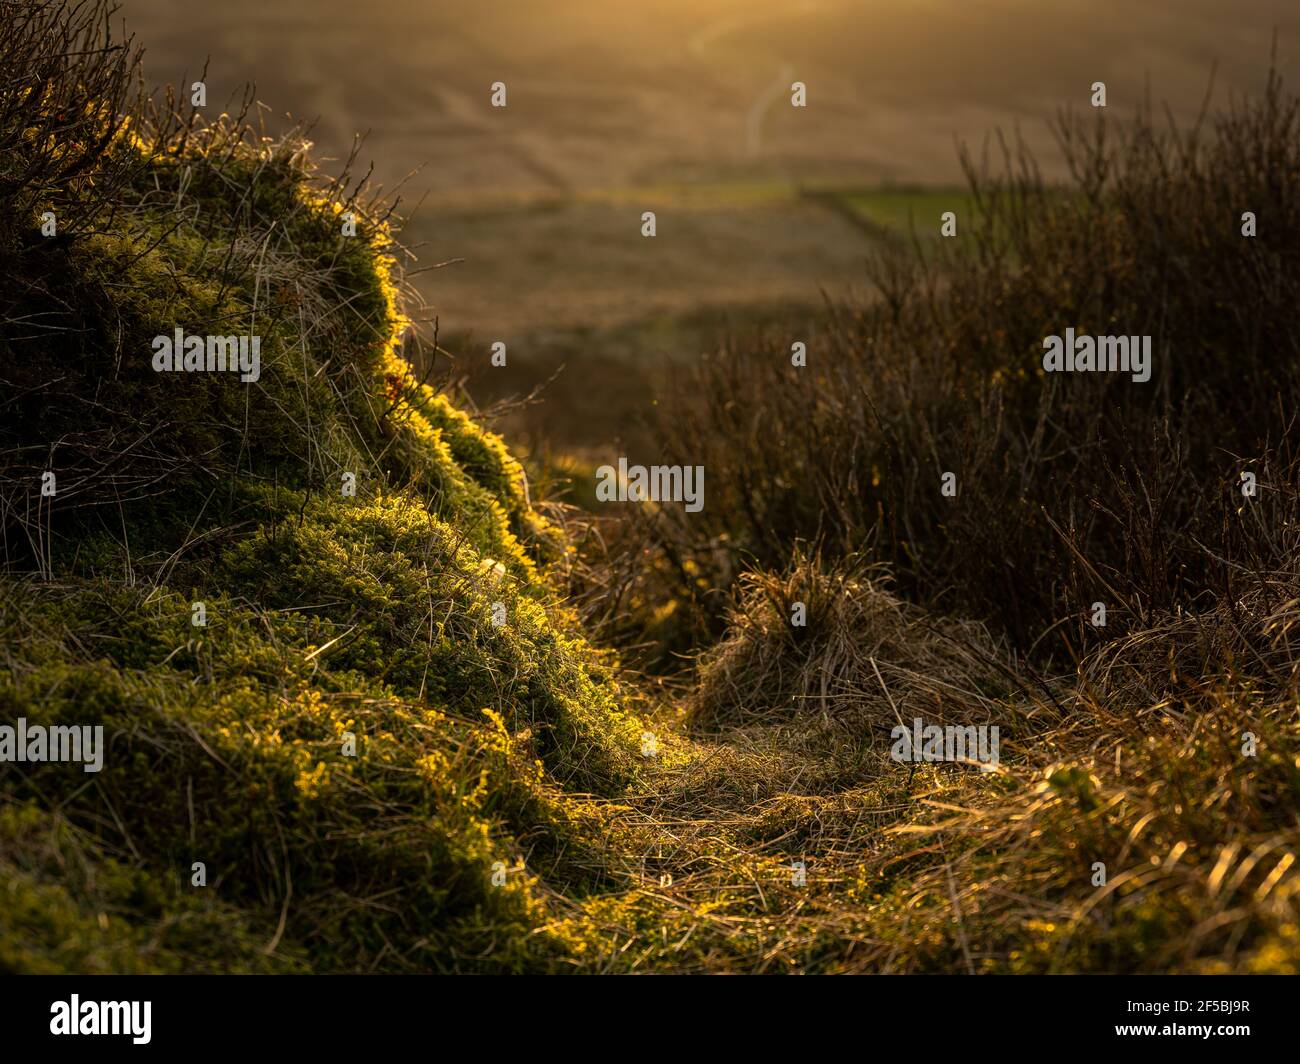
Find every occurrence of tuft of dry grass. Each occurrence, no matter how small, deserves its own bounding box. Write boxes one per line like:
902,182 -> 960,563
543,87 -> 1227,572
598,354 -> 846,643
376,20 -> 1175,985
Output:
688,549 -> 1018,735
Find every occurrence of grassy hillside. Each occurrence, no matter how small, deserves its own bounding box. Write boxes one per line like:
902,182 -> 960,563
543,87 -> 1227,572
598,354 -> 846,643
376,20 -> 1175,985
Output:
1,1 -> 1297,974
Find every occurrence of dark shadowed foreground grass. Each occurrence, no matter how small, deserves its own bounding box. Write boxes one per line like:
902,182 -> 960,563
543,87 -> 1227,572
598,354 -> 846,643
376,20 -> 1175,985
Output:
0,1 -> 1296,973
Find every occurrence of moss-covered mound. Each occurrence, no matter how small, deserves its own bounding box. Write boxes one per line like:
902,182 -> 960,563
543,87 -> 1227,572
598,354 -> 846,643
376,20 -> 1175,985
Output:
0,108 -> 654,971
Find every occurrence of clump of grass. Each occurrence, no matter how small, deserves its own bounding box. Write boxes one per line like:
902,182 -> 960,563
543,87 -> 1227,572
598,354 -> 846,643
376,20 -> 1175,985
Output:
689,548 -> 1017,735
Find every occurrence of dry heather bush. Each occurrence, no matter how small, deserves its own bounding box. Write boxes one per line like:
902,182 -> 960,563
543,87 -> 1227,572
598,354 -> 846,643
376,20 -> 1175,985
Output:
0,0 -> 145,234
629,69 -> 1300,662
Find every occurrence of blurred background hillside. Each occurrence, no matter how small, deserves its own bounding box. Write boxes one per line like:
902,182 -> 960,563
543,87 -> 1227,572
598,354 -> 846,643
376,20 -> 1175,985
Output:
120,0 -> 1298,458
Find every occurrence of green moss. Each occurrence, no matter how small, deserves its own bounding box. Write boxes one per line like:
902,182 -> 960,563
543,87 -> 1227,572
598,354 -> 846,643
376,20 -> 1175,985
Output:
0,803 -> 297,974
0,120 -> 638,973
0,578 -> 593,972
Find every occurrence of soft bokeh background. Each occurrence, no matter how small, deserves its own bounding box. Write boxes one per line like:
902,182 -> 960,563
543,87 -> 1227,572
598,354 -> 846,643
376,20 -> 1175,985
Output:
119,0 -> 1299,456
